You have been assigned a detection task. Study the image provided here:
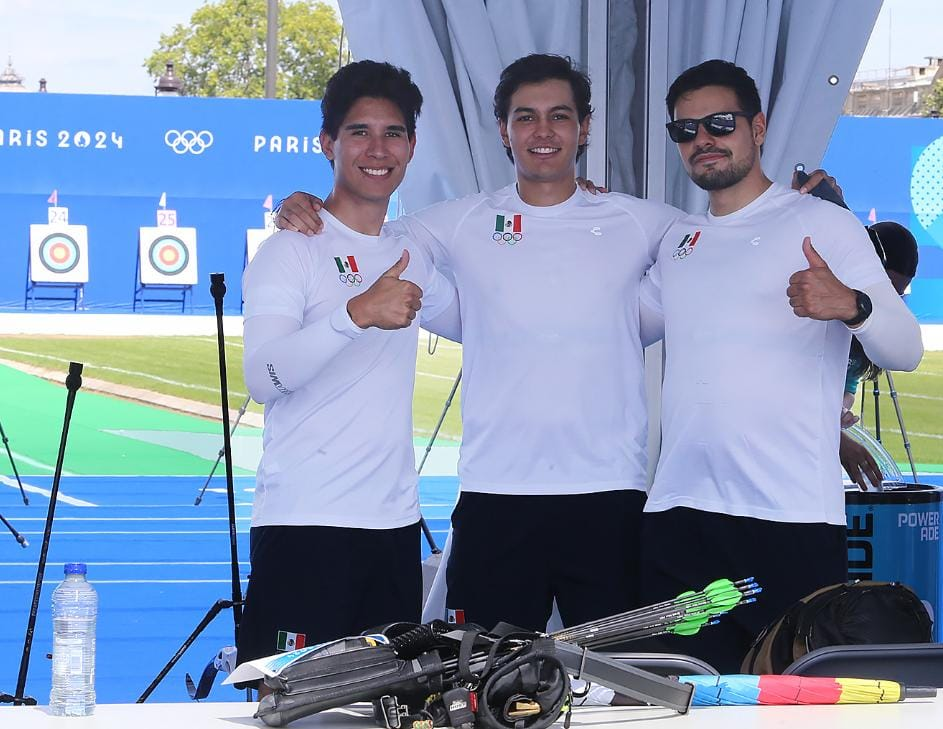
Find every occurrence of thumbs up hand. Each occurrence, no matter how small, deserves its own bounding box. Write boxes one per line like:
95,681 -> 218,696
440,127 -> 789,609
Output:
347,249 -> 424,330
786,237 -> 858,321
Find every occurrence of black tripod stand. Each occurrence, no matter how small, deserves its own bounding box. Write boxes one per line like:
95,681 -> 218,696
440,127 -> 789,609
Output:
1,362 -> 83,707
193,394 -> 252,506
0,416 -> 30,549
0,417 -> 29,505
138,273 -> 247,703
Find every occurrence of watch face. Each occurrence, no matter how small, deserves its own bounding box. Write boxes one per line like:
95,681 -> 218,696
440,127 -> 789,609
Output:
845,290 -> 872,325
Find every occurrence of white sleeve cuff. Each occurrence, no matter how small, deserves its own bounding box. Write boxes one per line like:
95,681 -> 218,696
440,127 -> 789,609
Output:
330,302 -> 366,338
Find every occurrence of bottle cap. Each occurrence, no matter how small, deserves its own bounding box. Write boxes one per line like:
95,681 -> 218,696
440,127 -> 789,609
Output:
64,563 -> 87,575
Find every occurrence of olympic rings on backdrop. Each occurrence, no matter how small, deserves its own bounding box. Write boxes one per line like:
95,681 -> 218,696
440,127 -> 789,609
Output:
164,129 -> 215,155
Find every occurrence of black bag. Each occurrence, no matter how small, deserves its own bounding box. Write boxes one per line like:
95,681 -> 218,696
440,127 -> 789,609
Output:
741,580 -> 933,674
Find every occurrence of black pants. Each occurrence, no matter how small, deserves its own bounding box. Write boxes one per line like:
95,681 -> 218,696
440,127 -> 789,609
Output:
236,522 -> 421,669
634,507 -> 848,673
445,490 -> 646,632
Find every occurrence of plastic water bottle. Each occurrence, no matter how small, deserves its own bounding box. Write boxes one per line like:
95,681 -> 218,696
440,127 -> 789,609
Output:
49,563 -> 97,716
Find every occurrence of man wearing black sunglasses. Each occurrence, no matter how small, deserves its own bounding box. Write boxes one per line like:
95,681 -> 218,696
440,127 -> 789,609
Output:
635,59 -> 924,672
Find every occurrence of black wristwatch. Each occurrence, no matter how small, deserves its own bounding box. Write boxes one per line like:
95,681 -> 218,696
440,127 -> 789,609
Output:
842,289 -> 872,327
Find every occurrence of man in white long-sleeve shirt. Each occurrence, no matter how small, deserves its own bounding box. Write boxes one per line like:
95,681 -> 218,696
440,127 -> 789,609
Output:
636,60 -> 923,672
237,60 -> 458,681
275,55 -> 683,633
272,55 -> 848,635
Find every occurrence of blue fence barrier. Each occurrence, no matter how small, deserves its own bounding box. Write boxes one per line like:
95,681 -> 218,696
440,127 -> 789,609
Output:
822,116 -> 943,323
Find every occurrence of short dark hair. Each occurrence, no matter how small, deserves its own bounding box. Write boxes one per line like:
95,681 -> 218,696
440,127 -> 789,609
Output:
493,54 -> 593,162
321,60 -> 423,140
666,59 -> 762,120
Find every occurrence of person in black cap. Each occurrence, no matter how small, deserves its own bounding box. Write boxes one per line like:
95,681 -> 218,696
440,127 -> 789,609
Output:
840,221 -> 920,489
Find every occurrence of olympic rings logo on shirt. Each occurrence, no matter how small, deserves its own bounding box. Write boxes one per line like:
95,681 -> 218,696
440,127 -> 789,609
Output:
164,129 -> 215,155
491,232 -> 523,245
339,273 -> 363,287
672,246 -> 695,260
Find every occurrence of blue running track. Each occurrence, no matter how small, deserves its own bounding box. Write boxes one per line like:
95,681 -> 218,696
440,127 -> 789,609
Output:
0,474 -> 457,705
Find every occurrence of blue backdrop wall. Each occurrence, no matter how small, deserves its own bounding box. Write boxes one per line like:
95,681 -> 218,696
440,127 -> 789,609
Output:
822,116 -> 943,323
0,92 -> 335,314
1,96 -> 941,321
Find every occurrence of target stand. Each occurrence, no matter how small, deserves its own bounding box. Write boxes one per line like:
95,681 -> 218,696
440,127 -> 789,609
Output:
244,215 -> 275,313
134,226 -> 198,312
25,224 -> 89,311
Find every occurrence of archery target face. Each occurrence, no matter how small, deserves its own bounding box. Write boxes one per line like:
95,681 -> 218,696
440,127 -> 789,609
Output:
29,224 -> 89,283
139,227 -> 198,284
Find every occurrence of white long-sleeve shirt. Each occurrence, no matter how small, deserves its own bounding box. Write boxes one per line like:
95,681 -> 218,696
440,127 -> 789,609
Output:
640,183 -> 923,525
241,210 -> 457,529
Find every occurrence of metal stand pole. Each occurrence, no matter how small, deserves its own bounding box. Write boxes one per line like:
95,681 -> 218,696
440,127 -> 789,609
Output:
0,418 -> 28,505
885,371 -> 919,483
871,378 -> 882,444
7,362 -> 83,707
138,274 -> 249,702
195,395 -> 252,506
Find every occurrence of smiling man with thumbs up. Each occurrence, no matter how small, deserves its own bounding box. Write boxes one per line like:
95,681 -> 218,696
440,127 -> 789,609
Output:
634,60 -> 923,672
236,61 -> 459,683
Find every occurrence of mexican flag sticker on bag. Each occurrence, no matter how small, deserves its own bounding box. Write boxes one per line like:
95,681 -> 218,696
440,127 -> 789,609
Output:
276,630 -> 306,652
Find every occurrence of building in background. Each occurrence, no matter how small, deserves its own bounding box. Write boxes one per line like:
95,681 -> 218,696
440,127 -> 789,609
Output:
845,56 -> 943,116
0,57 -> 26,93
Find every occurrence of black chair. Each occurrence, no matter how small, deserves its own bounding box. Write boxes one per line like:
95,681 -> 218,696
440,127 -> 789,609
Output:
604,652 -> 719,677
783,643 -> 943,686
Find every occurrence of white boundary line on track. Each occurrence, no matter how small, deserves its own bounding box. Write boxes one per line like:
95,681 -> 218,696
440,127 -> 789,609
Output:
65,503 -> 256,508
9,451 -> 72,474
884,429 -> 943,441
0,579 -> 250,585
0,475 -> 96,506
10,506 -> 452,520
0,345 -> 249,398
897,392 -> 943,402
12,516 -> 253,522
416,371 -> 457,381
18,530 -> 242,535
17,529 -> 452,536
32,474 -> 258,478
0,561 -> 250,566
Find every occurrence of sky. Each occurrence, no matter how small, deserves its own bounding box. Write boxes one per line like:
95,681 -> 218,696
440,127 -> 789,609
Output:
0,0 -> 940,96
1,0 -> 341,95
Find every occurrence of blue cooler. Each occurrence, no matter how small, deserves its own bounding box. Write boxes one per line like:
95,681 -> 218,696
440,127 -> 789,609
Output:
846,483 -> 942,640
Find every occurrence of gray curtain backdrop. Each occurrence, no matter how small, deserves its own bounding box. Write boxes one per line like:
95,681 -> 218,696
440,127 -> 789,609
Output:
336,0 -> 883,623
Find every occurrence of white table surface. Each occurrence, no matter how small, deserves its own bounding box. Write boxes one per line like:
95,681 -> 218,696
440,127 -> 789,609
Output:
2,697 -> 942,729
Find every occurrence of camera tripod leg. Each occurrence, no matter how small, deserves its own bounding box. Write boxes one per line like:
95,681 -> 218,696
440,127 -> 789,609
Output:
0,419 -> 28,505
885,371 -> 919,483
137,598 -> 241,703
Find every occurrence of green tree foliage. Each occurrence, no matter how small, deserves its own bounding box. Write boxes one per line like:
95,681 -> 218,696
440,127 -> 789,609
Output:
923,79 -> 943,117
144,0 -> 346,99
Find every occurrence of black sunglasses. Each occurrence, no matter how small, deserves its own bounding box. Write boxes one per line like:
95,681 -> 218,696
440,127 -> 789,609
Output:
665,111 -> 754,143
